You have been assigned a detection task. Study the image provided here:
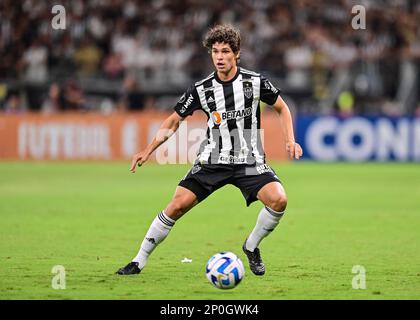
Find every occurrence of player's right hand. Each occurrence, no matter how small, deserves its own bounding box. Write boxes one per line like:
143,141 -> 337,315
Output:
130,151 -> 150,173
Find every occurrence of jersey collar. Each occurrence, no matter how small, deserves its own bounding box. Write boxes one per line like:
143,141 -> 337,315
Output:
214,67 -> 240,84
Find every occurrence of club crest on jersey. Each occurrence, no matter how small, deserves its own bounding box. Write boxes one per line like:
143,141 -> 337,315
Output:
244,86 -> 253,99
243,82 -> 253,99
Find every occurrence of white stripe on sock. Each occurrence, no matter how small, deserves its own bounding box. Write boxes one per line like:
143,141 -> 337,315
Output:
246,206 -> 285,251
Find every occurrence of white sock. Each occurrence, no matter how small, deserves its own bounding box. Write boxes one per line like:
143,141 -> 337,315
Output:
132,211 -> 175,269
245,206 -> 284,252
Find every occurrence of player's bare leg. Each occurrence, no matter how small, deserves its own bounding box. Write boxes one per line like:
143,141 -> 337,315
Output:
116,186 -> 198,275
164,186 -> 199,220
243,181 -> 287,275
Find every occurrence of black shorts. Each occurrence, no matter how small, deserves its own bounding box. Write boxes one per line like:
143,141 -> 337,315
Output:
178,163 -> 282,207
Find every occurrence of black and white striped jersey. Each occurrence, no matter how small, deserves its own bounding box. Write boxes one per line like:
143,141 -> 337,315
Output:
174,67 -> 280,165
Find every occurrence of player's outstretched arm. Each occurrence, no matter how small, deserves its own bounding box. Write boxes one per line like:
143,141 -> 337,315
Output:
272,96 -> 303,160
130,111 -> 184,173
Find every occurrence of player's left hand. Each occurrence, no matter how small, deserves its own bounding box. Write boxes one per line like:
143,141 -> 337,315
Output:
286,141 -> 303,160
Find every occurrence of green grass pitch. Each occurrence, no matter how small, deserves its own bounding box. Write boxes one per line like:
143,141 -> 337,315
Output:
0,161 -> 419,300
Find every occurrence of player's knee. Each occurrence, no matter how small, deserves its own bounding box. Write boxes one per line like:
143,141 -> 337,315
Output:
166,197 -> 191,219
171,201 -> 186,215
268,194 -> 287,212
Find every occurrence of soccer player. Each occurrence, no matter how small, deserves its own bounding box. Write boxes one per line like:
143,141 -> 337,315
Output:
117,25 -> 303,276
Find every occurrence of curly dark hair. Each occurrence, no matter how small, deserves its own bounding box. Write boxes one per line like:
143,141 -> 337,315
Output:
202,24 -> 241,54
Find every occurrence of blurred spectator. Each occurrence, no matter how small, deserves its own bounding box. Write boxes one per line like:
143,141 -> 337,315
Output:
21,38 -> 48,83
117,75 -> 144,111
73,37 -> 103,76
103,52 -> 124,79
41,82 -> 62,114
0,83 -> 7,109
284,37 -> 313,90
0,0 -> 418,114
4,93 -> 25,114
61,80 -> 85,111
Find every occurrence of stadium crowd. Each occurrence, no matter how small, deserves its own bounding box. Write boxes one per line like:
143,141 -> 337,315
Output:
0,0 -> 419,115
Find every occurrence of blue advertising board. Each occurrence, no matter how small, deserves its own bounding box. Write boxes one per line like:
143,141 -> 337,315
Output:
296,116 -> 420,161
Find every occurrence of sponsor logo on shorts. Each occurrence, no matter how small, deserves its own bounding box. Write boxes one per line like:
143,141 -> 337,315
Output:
256,164 -> 273,174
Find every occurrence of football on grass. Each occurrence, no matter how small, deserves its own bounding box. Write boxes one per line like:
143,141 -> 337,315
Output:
205,252 -> 245,289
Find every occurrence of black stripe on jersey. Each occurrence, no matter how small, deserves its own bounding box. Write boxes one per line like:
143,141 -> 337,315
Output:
204,80 -> 216,112
223,83 -> 241,157
242,73 -> 254,164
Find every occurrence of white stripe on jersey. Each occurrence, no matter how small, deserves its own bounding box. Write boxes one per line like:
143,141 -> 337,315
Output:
232,74 -> 249,161
251,76 -> 264,164
213,80 -> 232,160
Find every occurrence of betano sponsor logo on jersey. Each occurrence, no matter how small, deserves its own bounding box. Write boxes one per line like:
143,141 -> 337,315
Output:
212,107 -> 252,125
